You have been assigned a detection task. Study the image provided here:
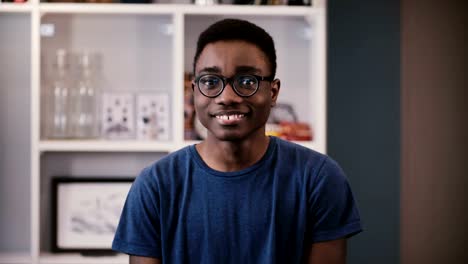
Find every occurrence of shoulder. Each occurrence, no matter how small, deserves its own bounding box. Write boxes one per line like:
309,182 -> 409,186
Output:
272,136 -> 328,169
134,145 -> 193,188
273,136 -> 324,156
271,137 -> 347,186
156,145 -> 192,167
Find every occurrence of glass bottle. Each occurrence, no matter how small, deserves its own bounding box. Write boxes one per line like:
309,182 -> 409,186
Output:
70,51 -> 101,139
44,49 -> 73,139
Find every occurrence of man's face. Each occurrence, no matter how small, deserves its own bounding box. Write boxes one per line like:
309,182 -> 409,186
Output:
193,40 -> 280,142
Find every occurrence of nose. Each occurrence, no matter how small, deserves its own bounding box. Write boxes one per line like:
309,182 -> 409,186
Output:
215,82 -> 243,105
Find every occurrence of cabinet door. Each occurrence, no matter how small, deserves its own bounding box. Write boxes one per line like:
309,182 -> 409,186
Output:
40,13 -> 175,142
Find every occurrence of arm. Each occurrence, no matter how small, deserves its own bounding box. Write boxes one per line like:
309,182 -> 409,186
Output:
113,169 -> 163,263
305,158 -> 361,263
130,256 -> 161,264
305,238 -> 347,264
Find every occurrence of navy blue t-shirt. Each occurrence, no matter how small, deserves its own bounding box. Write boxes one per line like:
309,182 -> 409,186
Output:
112,137 -> 362,263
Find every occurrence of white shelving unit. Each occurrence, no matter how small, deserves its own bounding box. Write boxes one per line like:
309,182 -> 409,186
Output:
38,252 -> 128,264
0,2 -> 33,12
0,253 -> 32,264
0,1 -> 326,263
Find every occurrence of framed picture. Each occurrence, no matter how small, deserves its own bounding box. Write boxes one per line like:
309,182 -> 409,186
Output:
136,92 -> 170,140
101,93 -> 135,139
52,177 -> 133,253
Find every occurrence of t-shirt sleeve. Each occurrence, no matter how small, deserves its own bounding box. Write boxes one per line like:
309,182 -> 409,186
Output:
308,157 -> 363,243
112,167 -> 162,258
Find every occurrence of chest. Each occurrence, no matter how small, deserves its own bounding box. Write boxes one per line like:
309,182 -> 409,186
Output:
157,166 -> 310,263
162,169 -> 307,239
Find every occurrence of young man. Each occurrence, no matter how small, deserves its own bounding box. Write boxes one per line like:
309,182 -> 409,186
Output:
112,19 -> 362,264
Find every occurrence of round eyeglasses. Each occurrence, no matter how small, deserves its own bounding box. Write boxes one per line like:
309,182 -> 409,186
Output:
194,74 -> 274,98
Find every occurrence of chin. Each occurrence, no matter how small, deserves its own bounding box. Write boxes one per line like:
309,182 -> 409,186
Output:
210,127 -> 265,142
204,120 -> 266,142
212,132 -> 245,142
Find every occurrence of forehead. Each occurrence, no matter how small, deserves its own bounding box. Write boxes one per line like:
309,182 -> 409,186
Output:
195,40 -> 270,75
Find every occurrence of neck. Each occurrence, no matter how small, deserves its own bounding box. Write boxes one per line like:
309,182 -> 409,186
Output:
196,134 -> 270,172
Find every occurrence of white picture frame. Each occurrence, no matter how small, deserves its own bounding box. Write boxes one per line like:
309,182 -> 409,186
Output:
52,177 -> 133,252
136,92 -> 170,140
101,93 -> 135,139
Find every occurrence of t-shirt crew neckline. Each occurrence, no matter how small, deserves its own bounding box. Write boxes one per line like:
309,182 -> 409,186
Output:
188,136 -> 277,178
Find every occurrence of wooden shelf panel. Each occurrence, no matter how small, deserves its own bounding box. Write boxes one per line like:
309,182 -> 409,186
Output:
38,3 -> 318,16
0,3 -> 32,13
0,252 -> 32,263
39,140 -> 175,152
39,253 -> 127,264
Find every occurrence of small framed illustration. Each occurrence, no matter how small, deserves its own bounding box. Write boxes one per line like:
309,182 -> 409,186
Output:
52,177 -> 133,253
101,93 -> 135,139
136,92 -> 170,141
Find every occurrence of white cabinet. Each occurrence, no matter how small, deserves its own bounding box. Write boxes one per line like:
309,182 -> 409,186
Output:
0,1 -> 326,263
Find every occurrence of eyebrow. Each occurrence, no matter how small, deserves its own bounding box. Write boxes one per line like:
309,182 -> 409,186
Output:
198,66 -> 261,75
235,66 -> 261,74
198,66 -> 222,74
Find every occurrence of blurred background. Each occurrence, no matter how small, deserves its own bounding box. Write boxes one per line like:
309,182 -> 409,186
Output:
328,0 -> 467,263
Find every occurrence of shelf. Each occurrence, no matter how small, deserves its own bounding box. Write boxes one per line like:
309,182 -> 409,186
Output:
181,4 -> 319,16
0,252 -> 32,263
38,139 -> 316,153
39,253 -> 127,264
0,2 -> 32,13
39,140 -> 176,153
39,3 -> 174,15
37,3 -> 318,16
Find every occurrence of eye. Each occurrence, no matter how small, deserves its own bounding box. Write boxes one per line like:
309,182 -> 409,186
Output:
199,76 -> 221,89
237,75 -> 257,88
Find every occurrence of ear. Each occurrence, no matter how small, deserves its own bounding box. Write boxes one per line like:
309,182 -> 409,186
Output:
270,79 -> 281,107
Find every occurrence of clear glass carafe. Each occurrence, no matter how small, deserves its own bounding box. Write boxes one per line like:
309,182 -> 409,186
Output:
70,51 -> 101,139
43,49 -> 73,139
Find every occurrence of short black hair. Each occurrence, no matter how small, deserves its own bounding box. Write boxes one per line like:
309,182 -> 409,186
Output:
193,18 -> 277,78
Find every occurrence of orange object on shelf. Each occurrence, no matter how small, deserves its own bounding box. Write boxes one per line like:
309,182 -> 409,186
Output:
278,121 -> 313,141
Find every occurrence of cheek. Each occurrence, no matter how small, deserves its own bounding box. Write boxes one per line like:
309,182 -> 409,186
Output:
193,93 -> 209,111
193,98 -> 208,127
254,91 -> 272,108
251,97 -> 272,120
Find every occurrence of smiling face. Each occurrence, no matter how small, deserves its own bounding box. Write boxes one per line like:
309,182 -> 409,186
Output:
193,40 -> 280,142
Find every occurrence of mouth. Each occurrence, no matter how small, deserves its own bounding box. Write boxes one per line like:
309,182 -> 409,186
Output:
214,113 -> 245,121
211,111 -> 248,125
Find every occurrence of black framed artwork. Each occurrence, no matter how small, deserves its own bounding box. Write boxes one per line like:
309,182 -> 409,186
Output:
52,177 -> 133,253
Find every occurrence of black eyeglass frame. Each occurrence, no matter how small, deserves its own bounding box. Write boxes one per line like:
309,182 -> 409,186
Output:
193,73 -> 275,98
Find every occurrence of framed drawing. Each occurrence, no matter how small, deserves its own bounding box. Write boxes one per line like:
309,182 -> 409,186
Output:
136,92 -> 170,141
101,93 -> 135,139
52,177 -> 133,253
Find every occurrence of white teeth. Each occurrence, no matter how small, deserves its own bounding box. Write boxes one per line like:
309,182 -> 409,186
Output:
216,114 -> 244,121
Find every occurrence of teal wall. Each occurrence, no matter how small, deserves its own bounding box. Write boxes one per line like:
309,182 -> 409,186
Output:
327,1 -> 400,263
